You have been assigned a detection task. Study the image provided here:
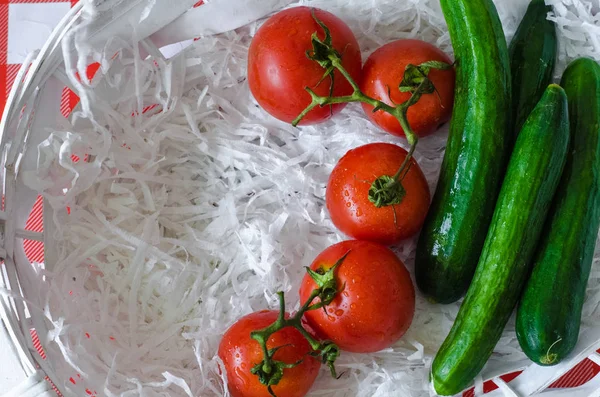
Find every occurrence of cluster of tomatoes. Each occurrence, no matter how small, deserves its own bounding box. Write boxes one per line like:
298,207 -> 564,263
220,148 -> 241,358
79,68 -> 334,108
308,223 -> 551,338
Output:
218,6 -> 455,397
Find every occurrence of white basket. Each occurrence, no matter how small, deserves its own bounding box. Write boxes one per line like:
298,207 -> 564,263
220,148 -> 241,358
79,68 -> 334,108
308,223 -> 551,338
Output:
1,1 -> 600,396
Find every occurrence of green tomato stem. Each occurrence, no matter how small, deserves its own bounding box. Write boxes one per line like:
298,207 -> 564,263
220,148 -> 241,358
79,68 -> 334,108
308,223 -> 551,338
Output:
291,58 -> 420,196
249,254 -> 349,396
292,58 -> 422,209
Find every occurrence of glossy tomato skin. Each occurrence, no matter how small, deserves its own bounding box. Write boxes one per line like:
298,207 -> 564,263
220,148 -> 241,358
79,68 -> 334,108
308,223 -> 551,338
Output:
327,143 -> 430,245
218,310 -> 320,397
360,39 -> 455,137
299,240 -> 415,353
248,7 -> 362,125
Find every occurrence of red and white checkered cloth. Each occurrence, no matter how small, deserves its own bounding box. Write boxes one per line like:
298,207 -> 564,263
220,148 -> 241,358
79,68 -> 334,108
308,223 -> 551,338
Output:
2,1 -> 598,395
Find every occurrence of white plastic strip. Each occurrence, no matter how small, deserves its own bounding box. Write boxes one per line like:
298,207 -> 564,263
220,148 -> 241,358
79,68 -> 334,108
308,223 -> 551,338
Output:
5,89 -> 40,170
27,4 -> 83,96
149,0 -> 295,48
1,277 -> 62,397
9,3 -> 82,124
0,52 -> 37,151
589,382 -> 600,397
6,2 -> 82,134
4,371 -> 52,397
474,375 -> 484,396
81,0 -> 197,52
15,76 -> 64,231
4,171 -> 17,260
0,298 -> 35,375
52,67 -> 77,94
588,351 -> 600,366
15,230 -> 43,242
141,38 -> 166,62
493,377 -> 520,397
2,256 -> 60,397
1,256 -> 31,350
42,198 -> 58,273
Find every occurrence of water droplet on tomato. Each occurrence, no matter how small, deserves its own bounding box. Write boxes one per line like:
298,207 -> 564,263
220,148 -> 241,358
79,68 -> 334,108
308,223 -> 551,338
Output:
350,303 -> 357,310
327,315 -> 336,322
346,202 -> 351,208
335,309 -> 344,316
356,208 -> 363,217
344,190 -> 350,197
328,308 -> 334,314
342,291 -> 349,297
234,367 -> 250,388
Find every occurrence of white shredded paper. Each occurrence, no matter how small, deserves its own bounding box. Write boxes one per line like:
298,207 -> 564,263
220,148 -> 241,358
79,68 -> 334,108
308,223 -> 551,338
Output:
19,0 -> 600,396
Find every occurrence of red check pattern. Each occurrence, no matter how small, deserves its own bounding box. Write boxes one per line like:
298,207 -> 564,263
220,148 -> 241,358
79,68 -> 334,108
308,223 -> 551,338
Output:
1,0 -> 597,395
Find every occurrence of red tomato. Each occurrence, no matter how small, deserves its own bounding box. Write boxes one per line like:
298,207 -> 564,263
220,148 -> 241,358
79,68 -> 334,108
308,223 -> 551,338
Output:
299,240 -> 415,353
218,310 -> 320,397
360,39 -> 455,137
248,7 -> 362,125
326,143 -> 430,245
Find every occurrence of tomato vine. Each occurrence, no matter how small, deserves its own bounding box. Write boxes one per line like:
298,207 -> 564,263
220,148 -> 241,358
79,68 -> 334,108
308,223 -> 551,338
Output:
294,10 -> 451,208
249,252 -> 349,397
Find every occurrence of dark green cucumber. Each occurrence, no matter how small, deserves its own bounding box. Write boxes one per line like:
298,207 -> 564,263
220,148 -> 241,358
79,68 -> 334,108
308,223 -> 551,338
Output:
415,0 -> 512,303
509,0 -> 557,134
432,85 -> 570,396
516,58 -> 600,366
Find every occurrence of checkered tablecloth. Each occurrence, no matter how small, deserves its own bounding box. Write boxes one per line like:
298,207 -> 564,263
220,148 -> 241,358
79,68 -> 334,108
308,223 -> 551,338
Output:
0,1 -> 599,395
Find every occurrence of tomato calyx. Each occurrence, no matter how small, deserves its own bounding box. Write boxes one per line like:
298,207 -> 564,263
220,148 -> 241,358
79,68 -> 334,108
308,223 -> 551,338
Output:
305,250 -> 350,310
250,343 -> 304,395
306,10 -> 339,100
368,175 -> 406,208
249,252 -> 350,396
399,60 -> 454,101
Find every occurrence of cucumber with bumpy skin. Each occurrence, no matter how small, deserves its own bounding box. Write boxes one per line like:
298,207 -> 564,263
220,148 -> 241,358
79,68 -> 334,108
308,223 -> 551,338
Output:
516,58 -> 600,366
432,84 -> 570,396
415,0 -> 512,304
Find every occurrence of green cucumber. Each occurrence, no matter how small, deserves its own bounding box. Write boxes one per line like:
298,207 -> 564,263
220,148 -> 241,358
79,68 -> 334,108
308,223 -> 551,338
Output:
516,58 -> 600,366
415,0 -> 512,303
432,84 -> 570,396
509,0 -> 557,134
